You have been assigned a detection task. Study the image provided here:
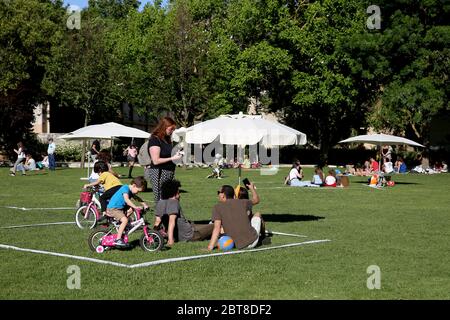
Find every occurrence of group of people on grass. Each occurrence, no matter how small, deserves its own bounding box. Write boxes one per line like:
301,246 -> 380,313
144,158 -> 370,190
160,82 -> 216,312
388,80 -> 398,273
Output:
9,139 -> 55,176
83,117 -> 265,250
285,160 -> 341,187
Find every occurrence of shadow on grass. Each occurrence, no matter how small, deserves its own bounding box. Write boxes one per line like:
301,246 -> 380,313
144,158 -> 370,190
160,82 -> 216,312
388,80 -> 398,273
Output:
262,213 -> 325,222
194,213 -> 325,224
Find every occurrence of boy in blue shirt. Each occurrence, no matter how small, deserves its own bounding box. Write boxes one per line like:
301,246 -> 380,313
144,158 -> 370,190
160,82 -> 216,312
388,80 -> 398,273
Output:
107,176 -> 148,247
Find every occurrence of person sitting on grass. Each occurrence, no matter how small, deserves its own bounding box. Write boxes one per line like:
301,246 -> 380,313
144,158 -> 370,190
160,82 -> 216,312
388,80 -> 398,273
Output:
369,157 -> 379,173
207,185 -> 263,251
36,152 -> 49,170
284,160 -> 304,186
394,157 -> 407,173
153,179 -> 214,247
442,161 -> 448,173
324,169 -> 337,187
312,166 -> 324,185
83,161 -> 123,221
15,153 -> 37,176
382,158 -> 394,174
106,176 -> 148,247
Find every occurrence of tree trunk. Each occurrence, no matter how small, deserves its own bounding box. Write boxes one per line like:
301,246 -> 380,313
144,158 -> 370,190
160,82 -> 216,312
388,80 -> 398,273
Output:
80,108 -> 90,169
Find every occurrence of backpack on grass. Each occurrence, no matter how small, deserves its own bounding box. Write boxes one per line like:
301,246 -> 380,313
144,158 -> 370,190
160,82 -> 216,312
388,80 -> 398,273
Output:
138,141 -> 152,166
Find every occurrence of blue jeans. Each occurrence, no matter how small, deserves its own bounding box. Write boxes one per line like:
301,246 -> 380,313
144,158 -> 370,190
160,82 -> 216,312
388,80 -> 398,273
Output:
48,153 -> 56,170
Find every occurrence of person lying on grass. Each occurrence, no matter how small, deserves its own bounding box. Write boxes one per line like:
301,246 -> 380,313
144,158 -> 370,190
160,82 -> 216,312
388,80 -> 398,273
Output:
106,176 -> 148,247
207,185 -> 263,251
153,179 -> 214,247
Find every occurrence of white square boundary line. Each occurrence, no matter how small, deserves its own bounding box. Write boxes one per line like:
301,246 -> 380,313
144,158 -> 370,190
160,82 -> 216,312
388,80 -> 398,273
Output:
0,239 -> 331,269
0,222 -> 76,229
0,243 -> 129,268
129,240 -> 331,269
0,206 -> 75,211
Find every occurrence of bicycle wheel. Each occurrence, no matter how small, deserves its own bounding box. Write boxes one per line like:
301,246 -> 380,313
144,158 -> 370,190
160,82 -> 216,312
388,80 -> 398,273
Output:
75,205 -> 97,229
88,228 -> 111,252
140,230 -> 164,252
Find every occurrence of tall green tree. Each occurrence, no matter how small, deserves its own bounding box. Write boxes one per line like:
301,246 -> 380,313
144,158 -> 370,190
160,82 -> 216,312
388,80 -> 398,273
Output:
107,2 -> 169,125
42,8 -> 122,126
281,0 -> 369,160
370,1 -> 450,145
0,0 -> 64,154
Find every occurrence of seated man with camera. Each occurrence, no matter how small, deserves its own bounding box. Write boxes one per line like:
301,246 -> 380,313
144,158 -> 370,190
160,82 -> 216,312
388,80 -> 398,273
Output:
207,181 -> 264,251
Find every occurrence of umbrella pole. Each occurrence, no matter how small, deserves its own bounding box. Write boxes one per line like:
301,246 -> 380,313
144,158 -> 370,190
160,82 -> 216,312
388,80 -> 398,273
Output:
238,166 -> 241,186
379,144 -> 382,174
80,139 -> 90,181
111,138 -> 114,162
87,140 -> 90,179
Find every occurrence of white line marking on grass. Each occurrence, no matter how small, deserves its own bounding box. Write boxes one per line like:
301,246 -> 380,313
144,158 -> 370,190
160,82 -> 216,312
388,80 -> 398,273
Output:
0,222 -> 76,229
0,244 -> 129,268
1,206 -> 75,211
0,239 -> 331,269
129,240 -> 331,269
269,231 -> 308,238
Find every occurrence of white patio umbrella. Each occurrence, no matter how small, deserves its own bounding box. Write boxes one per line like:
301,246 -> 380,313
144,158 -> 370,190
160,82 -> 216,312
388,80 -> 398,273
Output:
172,127 -> 187,143
59,122 -> 150,140
184,112 -> 307,183
339,133 -> 425,172
185,112 -> 307,147
60,122 -> 150,179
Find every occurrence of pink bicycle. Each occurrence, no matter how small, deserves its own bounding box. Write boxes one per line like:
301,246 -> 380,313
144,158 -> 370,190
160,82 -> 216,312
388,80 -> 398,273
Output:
87,207 -> 164,253
75,187 -> 137,229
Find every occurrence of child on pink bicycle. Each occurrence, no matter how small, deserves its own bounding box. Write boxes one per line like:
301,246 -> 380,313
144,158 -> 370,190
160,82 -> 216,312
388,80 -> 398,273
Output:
106,176 -> 149,247
83,161 -> 123,220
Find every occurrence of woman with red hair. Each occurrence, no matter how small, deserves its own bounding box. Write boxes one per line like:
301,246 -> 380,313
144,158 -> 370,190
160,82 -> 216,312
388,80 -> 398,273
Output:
146,117 -> 182,202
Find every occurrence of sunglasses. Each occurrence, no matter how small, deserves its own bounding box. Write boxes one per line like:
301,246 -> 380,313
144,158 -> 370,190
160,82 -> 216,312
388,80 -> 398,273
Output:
217,190 -> 223,195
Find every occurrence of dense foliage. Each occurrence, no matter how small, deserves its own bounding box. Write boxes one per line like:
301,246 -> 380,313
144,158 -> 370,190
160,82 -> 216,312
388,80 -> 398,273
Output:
1,0 -> 449,159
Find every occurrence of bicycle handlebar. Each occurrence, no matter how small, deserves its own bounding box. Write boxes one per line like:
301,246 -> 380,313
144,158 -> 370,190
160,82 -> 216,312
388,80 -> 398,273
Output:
82,186 -> 100,192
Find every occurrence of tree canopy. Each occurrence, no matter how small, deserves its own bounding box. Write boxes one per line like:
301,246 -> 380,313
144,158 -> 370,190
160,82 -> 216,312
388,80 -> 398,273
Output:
1,0 -> 449,158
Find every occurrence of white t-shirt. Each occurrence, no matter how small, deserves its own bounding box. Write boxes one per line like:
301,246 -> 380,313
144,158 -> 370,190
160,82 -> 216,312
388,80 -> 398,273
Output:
289,168 -> 300,180
312,174 -> 323,185
384,161 -> 394,173
47,142 -> 56,155
325,175 -> 336,186
18,147 -> 25,159
25,158 -> 36,170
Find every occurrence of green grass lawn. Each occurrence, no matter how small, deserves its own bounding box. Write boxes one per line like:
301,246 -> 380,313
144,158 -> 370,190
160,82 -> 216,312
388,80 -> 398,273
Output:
0,166 -> 449,299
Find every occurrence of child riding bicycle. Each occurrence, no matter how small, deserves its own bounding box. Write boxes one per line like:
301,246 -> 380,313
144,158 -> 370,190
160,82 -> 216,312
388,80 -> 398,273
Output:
106,176 -> 148,247
83,161 -> 122,221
